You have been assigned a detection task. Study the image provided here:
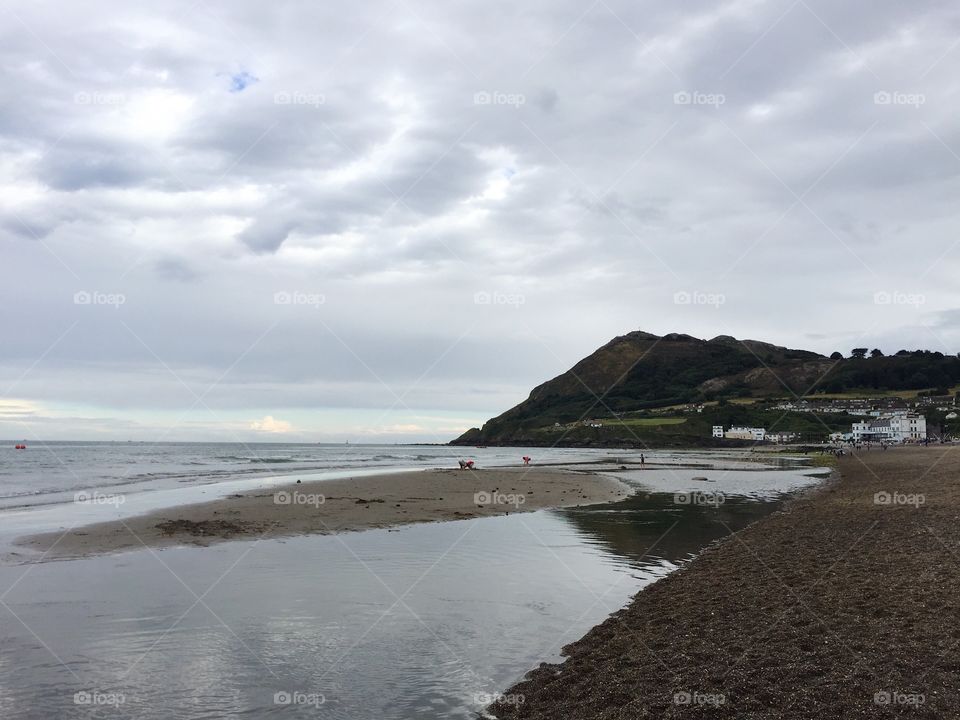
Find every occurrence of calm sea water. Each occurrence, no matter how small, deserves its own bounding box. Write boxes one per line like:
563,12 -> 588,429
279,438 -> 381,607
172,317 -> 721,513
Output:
0,444 -> 827,719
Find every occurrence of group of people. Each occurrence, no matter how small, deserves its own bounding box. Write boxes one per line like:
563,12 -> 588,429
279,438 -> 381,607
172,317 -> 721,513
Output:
827,442 -> 890,457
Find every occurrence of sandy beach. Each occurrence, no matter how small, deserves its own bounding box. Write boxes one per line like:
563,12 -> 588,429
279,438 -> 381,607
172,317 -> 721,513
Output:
18,467 -> 630,561
490,445 -> 960,718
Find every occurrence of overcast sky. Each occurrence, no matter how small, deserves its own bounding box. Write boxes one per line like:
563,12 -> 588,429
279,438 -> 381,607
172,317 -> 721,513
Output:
2,0 -> 959,442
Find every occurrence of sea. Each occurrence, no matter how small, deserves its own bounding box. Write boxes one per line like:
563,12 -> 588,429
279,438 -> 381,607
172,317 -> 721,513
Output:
0,442 -> 828,719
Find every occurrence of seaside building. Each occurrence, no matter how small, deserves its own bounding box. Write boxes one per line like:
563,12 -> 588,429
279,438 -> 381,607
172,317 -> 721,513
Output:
851,414 -> 926,442
725,426 -> 766,441
712,425 -> 724,438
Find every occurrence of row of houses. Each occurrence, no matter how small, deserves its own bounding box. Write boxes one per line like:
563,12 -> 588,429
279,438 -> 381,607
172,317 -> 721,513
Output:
711,426 -> 797,443
773,394 -> 957,416
712,415 -> 931,444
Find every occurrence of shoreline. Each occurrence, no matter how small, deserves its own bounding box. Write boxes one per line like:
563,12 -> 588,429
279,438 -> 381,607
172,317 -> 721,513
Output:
17,467 -> 631,561
490,445 -> 960,718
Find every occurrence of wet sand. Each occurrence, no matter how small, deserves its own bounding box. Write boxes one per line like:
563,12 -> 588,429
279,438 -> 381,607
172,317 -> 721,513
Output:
18,467 -> 630,561
491,445 -> 960,719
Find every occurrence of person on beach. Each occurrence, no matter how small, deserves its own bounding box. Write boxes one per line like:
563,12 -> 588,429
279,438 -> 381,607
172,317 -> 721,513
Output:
522,456 -> 531,465
640,453 -> 645,468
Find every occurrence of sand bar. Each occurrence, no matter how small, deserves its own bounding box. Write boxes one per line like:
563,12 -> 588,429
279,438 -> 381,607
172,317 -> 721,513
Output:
18,467 -> 630,561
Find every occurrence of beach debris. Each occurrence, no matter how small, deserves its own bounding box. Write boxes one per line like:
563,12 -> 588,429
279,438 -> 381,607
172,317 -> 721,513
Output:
692,476 -> 713,482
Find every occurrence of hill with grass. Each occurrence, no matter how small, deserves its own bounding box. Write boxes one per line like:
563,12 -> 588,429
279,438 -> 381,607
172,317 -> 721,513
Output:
451,331 -> 960,447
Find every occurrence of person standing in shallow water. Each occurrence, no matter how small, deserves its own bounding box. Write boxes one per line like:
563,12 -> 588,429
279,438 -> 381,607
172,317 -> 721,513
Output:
640,453 -> 645,468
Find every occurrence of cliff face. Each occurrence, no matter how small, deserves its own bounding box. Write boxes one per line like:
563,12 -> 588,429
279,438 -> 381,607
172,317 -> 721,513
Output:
451,331 -> 960,446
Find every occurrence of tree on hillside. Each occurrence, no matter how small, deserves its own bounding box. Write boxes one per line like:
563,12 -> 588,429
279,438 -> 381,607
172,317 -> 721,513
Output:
870,348 -> 884,358
830,351 -> 843,360
851,348 -> 868,359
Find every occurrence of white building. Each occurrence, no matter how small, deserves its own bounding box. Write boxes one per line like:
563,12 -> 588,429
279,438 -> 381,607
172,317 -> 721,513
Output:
851,414 -> 926,442
725,426 -> 766,441
712,425 -> 724,438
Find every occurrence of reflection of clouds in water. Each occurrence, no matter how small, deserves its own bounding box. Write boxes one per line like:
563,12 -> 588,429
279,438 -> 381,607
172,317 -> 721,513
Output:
0,512 -> 666,719
610,467 -> 825,500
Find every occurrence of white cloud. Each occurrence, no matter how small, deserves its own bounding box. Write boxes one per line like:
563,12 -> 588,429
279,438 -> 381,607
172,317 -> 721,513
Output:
250,415 -> 294,433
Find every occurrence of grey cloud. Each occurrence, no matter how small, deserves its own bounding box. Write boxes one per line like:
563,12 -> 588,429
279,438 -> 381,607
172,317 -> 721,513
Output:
1,0 -> 960,440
